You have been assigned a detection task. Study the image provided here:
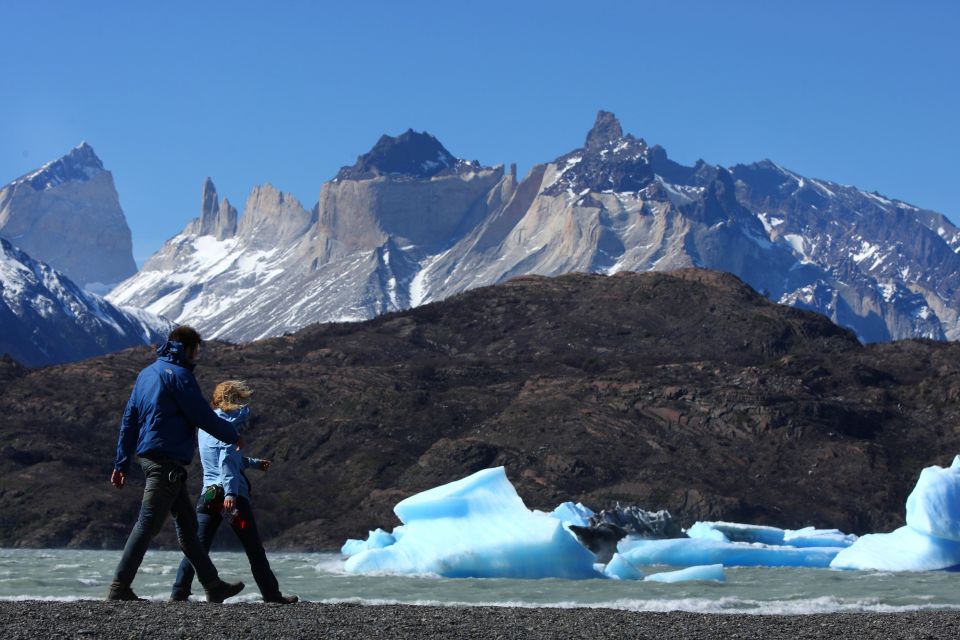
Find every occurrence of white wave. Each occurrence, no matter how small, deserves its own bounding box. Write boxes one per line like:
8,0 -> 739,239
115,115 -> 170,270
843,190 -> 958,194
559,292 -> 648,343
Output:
314,595 -> 960,616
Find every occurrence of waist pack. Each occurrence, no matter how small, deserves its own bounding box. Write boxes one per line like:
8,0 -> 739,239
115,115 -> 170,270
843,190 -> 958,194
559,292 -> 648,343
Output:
199,484 -> 225,513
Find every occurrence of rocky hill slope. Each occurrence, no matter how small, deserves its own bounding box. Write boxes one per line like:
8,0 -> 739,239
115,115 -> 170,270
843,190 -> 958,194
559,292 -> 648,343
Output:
108,113 -> 959,344
2,270 -> 958,550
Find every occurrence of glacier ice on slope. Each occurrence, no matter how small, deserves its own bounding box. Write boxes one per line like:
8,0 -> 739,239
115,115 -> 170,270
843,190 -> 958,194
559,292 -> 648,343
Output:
342,467 -> 600,579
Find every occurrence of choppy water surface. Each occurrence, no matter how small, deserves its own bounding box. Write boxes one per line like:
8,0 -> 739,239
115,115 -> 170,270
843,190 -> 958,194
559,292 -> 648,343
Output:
1,549 -> 959,614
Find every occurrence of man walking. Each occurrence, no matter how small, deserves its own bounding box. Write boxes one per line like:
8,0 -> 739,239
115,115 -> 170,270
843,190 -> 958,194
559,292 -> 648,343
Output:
108,326 -> 246,603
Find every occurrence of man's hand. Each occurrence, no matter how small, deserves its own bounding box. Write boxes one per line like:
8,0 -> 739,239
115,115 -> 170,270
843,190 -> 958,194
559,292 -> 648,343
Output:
110,469 -> 126,489
259,459 -> 272,472
223,495 -> 236,511
236,435 -> 246,451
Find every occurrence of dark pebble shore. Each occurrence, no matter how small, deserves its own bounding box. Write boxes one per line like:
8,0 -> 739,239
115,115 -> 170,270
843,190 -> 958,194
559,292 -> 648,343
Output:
2,602 -> 959,639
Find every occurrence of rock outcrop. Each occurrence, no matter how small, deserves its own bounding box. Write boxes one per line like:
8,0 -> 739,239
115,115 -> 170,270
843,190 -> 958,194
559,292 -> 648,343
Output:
109,133 -> 514,340
0,143 -> 137,291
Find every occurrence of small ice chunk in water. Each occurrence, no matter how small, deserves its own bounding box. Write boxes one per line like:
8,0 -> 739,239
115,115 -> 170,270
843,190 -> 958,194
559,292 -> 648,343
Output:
782,527 -> 857,548
688,521 -> 856,549
618,537 -> 841,568
686,522 -> 730,543
830,526 -> 960,572
905,456 -> 960,542
341,528 -> 397,557
603,553 -> 644,580
686,521 -> 785,546
344,467 -> 600,579
645,564 -> 726,583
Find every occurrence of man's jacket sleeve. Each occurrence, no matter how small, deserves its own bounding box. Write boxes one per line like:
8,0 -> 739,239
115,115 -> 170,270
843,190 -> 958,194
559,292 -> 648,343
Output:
170,372 -> 239,444
218,446 -> 243,497
114,395 -> 139,473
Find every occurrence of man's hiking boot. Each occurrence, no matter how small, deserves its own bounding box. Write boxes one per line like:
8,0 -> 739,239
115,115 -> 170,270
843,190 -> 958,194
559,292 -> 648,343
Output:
169,591 -> 190,602
106,582 -> 145,601
264,594 -> 299,604
204,580 -> 245,603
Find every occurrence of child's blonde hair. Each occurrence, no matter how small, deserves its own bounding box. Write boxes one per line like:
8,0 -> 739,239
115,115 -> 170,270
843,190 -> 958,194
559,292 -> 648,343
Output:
212,380 -> 252,412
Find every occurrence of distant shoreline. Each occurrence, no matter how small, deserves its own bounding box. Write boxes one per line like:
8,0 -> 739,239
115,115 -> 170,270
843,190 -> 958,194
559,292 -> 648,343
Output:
2,602 -> 960,639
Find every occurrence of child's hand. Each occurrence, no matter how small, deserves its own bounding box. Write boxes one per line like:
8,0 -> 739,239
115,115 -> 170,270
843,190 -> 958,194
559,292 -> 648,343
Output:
259,460 -> 272,472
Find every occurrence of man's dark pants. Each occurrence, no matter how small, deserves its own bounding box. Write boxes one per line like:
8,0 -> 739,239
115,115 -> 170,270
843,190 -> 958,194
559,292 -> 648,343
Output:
171,496 -> 281,600
112,458 -> 222,588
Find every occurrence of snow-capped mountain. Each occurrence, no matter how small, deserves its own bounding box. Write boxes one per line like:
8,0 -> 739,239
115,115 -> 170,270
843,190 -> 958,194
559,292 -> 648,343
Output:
0,143 -> 137,293
0,238 -> 173,367
108,132 -> 513,340
109,112 -> 959,343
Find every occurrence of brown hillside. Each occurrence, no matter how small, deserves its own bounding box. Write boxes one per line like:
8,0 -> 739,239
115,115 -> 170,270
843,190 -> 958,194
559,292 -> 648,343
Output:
1,269 -> 958,550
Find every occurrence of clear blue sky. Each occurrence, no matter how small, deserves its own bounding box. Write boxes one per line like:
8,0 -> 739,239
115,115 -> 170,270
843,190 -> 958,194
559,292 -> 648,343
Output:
1,0 -> 957,262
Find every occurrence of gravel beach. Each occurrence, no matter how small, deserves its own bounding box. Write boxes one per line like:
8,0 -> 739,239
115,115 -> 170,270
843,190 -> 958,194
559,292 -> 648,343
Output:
2,601 -> 959,639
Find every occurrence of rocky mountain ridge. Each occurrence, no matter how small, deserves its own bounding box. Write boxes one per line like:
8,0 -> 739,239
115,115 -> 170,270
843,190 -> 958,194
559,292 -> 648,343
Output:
107,112 -> 959,344
0,238 -> 172,366
2,270 -> 958,549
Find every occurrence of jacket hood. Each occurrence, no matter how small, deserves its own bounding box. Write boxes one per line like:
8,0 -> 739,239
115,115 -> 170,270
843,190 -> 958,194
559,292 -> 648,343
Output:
156,340 -> 194,369
214,407 -> 248,432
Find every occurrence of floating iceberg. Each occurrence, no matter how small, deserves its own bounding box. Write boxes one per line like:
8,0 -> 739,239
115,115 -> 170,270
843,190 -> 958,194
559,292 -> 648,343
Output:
830,525 -> 960,572
549,501 -> 595,528
603,553 -> 644,580
830,456 -> 960,572
782,527 -> 858,549
905,455 -> 960,541
618,537 -> 842,568
686,521 -> 785,546
343,455 -> 960,579
687,521 -> 856,549
645,564 -> 726,583
343,467 -> 600,579
603,555 -> 726,583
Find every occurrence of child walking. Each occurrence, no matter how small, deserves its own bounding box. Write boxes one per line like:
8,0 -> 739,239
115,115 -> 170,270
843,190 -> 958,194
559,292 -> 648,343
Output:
170,380 -> 298,604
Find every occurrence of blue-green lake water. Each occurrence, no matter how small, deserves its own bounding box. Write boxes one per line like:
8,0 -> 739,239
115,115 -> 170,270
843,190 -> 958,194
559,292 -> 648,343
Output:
2,549 -> 958,614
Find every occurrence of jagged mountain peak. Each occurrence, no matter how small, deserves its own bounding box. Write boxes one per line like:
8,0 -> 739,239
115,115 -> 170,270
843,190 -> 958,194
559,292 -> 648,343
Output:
184,177 -> 237,240
8,142 -> 105,192
335,128 -> 479,181
201,176 -> 218,214
585,110 -> 625,150
0,142 -> 136,289
543,112 -> 652,196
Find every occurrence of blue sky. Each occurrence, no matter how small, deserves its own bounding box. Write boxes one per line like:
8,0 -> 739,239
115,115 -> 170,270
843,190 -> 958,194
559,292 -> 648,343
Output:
1,1 -> 957,262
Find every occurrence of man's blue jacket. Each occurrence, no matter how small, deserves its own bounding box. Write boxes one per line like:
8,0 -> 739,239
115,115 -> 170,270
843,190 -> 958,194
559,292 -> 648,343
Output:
113,340 -> 240,473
